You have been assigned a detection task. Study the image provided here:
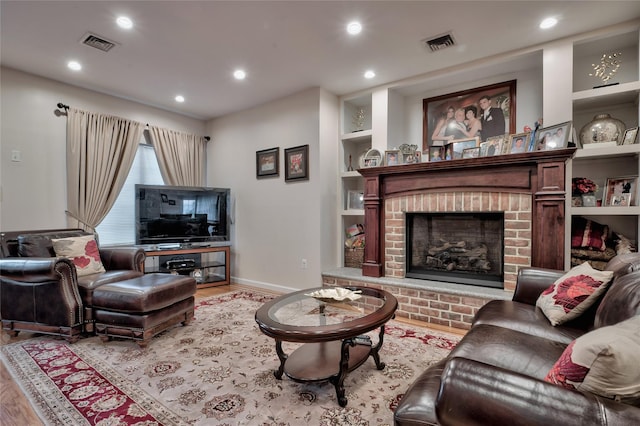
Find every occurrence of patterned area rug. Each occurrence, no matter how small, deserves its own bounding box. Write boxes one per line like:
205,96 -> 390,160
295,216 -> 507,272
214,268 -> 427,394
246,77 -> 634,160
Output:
1,290 -> 459,425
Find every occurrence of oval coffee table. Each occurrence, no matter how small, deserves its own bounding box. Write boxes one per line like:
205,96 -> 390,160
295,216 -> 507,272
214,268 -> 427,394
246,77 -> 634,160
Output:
255,286 -> 398,407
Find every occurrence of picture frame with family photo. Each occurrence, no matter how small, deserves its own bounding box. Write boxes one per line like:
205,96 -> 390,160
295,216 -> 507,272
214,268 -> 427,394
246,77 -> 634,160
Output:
603,176 -> 638,207
535,121 -> 572,151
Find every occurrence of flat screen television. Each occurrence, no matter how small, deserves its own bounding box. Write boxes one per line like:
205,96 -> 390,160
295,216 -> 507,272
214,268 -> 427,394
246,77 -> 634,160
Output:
135,184 -> 230,245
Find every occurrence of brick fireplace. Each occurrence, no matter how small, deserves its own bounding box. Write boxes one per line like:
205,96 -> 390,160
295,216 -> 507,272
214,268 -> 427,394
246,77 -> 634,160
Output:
323,149 -> 575,329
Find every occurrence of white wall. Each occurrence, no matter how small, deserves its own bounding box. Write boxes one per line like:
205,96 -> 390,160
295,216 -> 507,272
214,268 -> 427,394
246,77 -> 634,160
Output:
0,67 -> 205,231
206,88 -> 339,292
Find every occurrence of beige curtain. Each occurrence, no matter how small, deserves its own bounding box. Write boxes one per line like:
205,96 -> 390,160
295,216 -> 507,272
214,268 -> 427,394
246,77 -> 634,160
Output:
148,126 -> 206,187
66,108 -> 144,230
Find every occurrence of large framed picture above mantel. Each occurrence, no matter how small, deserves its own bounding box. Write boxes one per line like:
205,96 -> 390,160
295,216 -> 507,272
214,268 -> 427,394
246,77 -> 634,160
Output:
423,80 -> 516,151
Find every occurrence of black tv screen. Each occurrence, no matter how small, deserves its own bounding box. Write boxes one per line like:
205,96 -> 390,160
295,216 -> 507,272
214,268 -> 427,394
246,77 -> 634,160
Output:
135,185 -> 230,245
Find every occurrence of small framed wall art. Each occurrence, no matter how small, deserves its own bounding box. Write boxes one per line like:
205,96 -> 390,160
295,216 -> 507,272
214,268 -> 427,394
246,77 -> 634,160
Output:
256,147 -> 279,178
284,144 -> 309,182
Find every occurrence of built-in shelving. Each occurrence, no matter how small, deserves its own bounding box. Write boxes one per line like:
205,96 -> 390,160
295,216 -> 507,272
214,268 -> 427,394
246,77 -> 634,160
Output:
566,27 -> 640,269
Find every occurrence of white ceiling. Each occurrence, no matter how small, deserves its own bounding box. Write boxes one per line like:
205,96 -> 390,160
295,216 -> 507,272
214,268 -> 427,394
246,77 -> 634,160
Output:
2,1 -> 639,120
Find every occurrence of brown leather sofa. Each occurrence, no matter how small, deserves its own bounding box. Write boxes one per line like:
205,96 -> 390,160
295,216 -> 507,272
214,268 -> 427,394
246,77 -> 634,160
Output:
0,229 -> 145,341
394,253 -> 640,426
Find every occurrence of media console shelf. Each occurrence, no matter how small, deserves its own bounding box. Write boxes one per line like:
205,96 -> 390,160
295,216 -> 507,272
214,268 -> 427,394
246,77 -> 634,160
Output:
142,244 -> 231,287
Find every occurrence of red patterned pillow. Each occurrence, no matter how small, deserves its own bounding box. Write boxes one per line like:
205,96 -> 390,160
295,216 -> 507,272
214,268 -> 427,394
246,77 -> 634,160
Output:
571,217 -> 608,251
536,262 -> 613,326
51,235 -> 106,277
545,315 -> 640,404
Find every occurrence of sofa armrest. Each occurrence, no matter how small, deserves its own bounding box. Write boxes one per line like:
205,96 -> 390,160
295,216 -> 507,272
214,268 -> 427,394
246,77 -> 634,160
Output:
99,247 -> 145,272
0,257 -> 76,281
0,257 -> 83,327
436,358 -> 640,426
512,267 -> 565,305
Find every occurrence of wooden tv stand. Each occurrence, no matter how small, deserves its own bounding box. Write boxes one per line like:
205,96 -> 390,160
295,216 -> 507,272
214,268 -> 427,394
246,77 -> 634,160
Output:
142,244 -> 230,287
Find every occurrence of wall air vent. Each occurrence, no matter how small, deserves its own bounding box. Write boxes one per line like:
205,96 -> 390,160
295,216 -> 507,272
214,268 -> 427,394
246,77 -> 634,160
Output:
81,32 -> 117,52
423,32 -> 456,52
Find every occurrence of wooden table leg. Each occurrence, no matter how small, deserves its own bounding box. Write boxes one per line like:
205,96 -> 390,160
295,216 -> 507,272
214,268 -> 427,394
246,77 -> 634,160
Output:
274,339 -> 287,380
370,324 -> 387,370
329,339 -> 354,407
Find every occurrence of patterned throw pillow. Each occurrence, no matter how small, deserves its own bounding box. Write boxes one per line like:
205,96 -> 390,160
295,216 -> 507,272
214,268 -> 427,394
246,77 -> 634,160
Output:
545,315 -> 640,404
51,235 -> 106,277
536,262 -> 614,326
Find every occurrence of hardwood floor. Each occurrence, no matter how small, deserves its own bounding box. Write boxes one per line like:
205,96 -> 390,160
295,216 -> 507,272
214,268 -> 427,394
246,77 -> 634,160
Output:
0,283 -> 464,425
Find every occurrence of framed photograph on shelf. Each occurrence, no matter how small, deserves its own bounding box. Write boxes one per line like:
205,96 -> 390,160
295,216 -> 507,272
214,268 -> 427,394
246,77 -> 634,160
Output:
622,127 -> 638,145
256,147 -> 279,178
603,176 -> 638,206
347,190 -> 364,210
508,132 -> 530,154
385,150 -> 400,166
284,144 -> 309,182
462,147 -> 480,158
423,80 -> 516,151
447,137 -> 480,159
429,146 -> 445,161
361,148 -> 382,167
535,121 -> 572,151
482,135 -> 505,156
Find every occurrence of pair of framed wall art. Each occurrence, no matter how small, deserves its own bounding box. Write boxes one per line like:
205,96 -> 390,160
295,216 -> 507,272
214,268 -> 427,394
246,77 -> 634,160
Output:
256,145 -> 309,182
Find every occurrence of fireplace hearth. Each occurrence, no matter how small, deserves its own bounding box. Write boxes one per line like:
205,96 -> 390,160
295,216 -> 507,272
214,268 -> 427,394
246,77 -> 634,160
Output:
406,212 -> 504,288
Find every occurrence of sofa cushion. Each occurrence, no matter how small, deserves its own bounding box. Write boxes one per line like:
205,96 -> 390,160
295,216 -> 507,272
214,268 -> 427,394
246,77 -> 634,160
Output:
448,324 -> 567,380
545,315 -> 640,405
594,270 -> 640,329
17,234 -> 55,257
52,235 -> 106,277
536,262 -> 613,326
472,300 -> 588,344
605,252 -> 640,278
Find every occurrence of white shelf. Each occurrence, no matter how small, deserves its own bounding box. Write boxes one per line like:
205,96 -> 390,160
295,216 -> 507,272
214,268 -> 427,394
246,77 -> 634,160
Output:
341,129 -> 372,141
342,209 -> 365,216
571,206 -> 640,215
572,81 -> 640,106
341,171 -> 362,178
575,143 -> 640,159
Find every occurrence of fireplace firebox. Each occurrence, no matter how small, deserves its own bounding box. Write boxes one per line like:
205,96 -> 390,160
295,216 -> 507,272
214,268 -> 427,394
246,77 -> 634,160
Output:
406,212 -> 504,288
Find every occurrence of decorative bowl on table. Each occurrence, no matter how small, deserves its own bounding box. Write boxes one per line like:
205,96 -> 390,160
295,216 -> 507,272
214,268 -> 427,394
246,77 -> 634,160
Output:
304,287 -> 362,303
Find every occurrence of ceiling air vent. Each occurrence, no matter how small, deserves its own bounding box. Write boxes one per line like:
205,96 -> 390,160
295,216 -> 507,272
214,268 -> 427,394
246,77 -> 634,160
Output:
81,32 -> 117,52
423,32 -> 456,52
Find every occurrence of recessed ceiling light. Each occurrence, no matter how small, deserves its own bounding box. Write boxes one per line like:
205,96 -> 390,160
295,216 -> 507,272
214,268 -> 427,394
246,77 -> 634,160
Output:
540,17 -> 558,29
233,69 -> 246,80
67,60 -> 82,71
347,21 -> 362,35
364,70 -> 375,79
116,16 -> 133,29
175,95 -> 185,103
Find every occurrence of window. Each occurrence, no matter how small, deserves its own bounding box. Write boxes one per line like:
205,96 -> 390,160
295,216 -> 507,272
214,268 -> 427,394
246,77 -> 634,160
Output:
96,143 -> 164,245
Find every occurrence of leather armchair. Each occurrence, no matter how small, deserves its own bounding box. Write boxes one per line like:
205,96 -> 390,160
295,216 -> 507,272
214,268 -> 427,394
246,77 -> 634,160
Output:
0,229 -> 145,341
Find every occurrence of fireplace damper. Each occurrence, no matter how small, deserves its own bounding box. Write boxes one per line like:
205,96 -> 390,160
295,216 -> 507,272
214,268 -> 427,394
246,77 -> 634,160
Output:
406,212 -> 504,288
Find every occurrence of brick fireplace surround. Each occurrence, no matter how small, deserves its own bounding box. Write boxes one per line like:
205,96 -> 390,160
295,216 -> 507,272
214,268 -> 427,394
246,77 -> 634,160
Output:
323,149 -> 575,330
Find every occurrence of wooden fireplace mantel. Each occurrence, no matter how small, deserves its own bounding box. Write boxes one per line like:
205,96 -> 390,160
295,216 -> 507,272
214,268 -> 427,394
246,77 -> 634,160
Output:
357,148 -> 576,277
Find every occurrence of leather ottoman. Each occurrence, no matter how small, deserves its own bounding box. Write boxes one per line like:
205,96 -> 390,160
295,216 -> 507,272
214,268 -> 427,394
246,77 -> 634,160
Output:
92,273 -> 196,347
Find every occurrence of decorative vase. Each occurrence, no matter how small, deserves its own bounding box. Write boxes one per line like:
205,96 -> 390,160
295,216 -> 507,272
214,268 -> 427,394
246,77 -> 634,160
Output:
579,114 -> 625,146
581,193 -> 597,207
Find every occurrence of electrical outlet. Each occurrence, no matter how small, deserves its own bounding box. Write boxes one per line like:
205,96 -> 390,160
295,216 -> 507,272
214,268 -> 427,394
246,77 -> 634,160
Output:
301,258 -> 308,269
11,150 -> 22,162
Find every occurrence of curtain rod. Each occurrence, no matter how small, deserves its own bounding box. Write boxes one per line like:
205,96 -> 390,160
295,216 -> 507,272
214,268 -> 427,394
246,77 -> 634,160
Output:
56,102 -> 210,141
